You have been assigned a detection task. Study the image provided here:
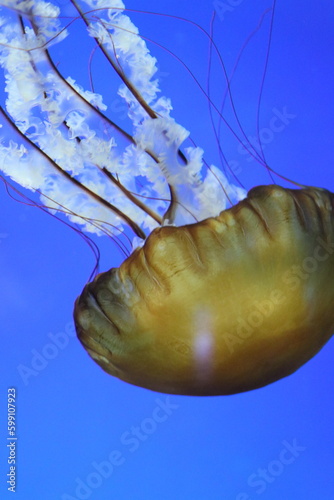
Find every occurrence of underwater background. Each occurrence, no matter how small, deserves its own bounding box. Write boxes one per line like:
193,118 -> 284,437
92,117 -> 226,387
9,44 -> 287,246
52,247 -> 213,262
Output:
1,0 -> 334,498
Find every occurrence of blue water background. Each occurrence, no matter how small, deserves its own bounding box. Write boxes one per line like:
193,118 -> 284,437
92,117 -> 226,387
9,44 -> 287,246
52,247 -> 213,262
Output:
0,1 -> 333,499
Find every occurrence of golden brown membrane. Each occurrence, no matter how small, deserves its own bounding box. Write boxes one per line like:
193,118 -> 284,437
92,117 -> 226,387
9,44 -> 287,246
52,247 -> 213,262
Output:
74,185 -> 334,395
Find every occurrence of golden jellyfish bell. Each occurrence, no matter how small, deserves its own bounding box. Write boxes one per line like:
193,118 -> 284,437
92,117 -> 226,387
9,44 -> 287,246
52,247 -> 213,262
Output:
74,185 -> 334,395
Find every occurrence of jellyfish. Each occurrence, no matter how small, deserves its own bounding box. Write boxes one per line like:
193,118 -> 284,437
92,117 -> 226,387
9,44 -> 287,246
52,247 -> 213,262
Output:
0,0 -> 333,396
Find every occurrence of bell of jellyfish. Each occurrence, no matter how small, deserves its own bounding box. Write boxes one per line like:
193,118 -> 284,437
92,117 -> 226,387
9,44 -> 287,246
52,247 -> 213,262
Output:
0,0 -> 333,396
